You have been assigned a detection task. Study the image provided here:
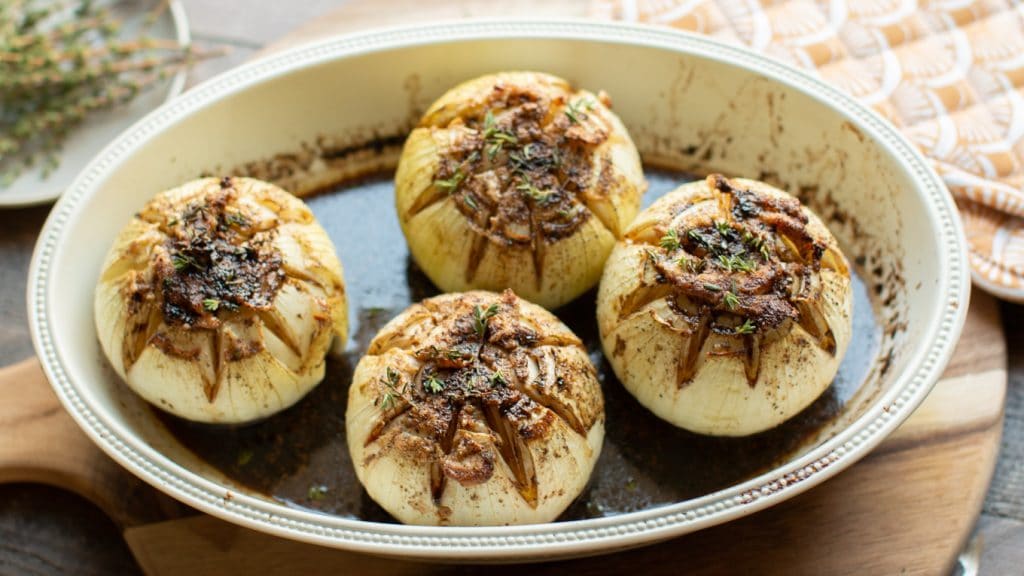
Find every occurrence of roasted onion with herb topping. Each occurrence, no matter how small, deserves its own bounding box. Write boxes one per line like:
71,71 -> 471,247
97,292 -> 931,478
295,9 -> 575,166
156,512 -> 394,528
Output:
346,290 -> 604,525
597,175 -> 852,436
395,71 -> 646,309
94,177 -> 348,424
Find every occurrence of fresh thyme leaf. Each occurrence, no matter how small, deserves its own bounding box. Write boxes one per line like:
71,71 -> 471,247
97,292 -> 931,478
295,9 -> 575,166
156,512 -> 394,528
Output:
378,391 -> 396,410
225,212 -> 249,227
717,254 -> 734,272
172,253 -> 195,271
517,179 -> 553,204
424,374 -> 445,394
564,98 -> 593,124
715,220 -> 732,235
473,303 -> 500,338
202,298 -> 220,312
434,167 -> 465,193
464,194 -> 478,211
723,291 -> 740,310
733,255 -> 756,272
491,371 -> 507,387
760,243 -> 771,261
307,484 -> 329,501
480,110 -> 517,159
679,255 -> 702,273
659,229 -> 681,251
703,283 -> 722,292
376,367 -> 405,409
717,253 -> 756,273
736,319 -> 757,334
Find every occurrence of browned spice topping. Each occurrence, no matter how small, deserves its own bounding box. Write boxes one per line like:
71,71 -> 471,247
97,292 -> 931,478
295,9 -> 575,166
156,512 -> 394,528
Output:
410,80 -> 619,284
113,178 -> 329,404
622,174 -> 847,387
366,290 -> 600,508
155,178 -> 284,329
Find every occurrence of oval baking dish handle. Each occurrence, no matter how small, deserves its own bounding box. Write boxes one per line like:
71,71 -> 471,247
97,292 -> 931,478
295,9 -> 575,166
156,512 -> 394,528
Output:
0,357 -> 187,528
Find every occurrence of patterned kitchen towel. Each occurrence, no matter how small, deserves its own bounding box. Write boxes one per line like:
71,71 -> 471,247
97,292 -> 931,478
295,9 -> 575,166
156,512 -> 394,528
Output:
592,0 -> 1024,301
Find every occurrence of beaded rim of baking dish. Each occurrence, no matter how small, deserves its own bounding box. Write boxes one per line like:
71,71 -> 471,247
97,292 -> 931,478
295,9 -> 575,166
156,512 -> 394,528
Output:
28,20 -> 969,559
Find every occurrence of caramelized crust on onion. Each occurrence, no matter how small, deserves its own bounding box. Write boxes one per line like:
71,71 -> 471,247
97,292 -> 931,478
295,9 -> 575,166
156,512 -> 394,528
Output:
395,72 -> 645,309
346,290 -> 604,525
95,177 -> 348,424
597,175 -> 853,436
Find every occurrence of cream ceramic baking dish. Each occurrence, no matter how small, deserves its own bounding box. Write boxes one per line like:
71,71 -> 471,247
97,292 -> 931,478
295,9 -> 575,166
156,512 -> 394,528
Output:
28,20 -> 968,561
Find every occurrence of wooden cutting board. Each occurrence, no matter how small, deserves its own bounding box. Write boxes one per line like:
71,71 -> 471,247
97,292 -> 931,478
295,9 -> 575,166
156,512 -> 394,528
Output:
0,2 -> 1009,574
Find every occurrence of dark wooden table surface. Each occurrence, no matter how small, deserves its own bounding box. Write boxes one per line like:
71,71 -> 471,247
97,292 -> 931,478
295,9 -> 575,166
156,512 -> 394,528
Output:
1,1 -> 1023,574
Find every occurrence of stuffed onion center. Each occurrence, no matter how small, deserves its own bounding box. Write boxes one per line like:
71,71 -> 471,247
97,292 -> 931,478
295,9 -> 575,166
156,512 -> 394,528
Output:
366,291 -> 598,507
154,179 -> 284,330
412,83 -> 616,249
621,174 -> 849,385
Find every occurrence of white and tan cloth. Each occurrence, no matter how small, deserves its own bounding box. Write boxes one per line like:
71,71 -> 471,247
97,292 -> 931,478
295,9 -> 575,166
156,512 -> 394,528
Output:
592,0 -> 1024,300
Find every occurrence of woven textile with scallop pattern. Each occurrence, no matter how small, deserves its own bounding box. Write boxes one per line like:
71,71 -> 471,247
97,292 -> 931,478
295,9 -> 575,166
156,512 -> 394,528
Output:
591,0 -> 1024,301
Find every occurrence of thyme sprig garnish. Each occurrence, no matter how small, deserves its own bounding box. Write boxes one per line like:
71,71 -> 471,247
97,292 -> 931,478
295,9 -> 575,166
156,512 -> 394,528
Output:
424,373 -> 445,394
678,254 -> 703,273
0,1 -> 224,186
434,166 -> 465,193
742,230 -> 771,261
473,303 -> 499,338
517,178 -> 554,205
659,229 -> 681,251
224,212 -> 249,228
564,98 -> 594,124
376,366 -> 407,410
481,110 -> 517,160
172,253 -> 196,271
735,319 -> 757,334
202,298 -> 220,312
307,484 -> 329,501
722,291 -> 740,310
491,370 -> 507,387
717,253 -> 756,273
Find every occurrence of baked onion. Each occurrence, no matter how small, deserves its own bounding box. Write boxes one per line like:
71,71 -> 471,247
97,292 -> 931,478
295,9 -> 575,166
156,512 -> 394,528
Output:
94,177 -> 348,424
395,71 -> 645,309
597,175 -> 852,436
346,290 -> 604,525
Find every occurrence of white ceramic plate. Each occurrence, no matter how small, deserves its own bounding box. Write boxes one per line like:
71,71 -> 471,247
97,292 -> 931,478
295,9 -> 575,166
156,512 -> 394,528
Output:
0,0 -> 190,207
28,20 -> 969,561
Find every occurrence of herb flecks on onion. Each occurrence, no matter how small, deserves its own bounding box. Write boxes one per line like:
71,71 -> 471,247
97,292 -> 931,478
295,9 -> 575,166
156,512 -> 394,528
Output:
95,177 -> 348,424
395,72 -> 646,309
346,290 -> 604,526
597,175 -> 853,437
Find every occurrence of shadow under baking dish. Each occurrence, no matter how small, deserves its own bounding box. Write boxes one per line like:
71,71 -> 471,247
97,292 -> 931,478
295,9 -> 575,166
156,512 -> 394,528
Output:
158,168 -> 881,523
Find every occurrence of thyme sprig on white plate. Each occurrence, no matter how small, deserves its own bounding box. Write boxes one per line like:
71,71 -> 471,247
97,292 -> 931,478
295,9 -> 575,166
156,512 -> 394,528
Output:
0,0 -> 223,186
